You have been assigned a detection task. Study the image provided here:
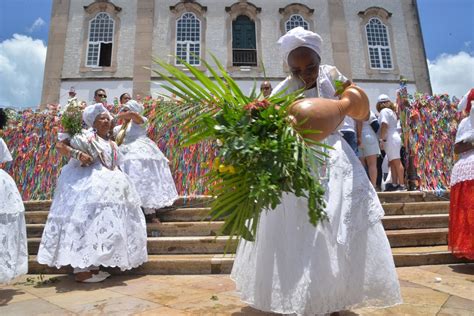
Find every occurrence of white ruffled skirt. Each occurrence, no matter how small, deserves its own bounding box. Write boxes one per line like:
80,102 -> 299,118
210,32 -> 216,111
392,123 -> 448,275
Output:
0,169 -> 28,284
119,137 -> 178,211
37,160 -> 148,270
231,133 -> 402,315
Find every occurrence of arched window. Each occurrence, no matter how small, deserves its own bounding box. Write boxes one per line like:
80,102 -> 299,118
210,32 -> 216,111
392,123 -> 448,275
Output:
232,15 -> 257,66
285,14 -> 309,32
366,18 -> 392,69
86,12 -> 114,67
176,12 -> 201,65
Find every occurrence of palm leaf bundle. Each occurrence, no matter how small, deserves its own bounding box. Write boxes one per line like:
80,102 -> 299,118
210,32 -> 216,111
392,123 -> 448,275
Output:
152,55 -> 330,242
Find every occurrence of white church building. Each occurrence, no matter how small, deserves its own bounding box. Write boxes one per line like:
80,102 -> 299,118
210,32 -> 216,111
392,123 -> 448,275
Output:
40,0 -> 431,109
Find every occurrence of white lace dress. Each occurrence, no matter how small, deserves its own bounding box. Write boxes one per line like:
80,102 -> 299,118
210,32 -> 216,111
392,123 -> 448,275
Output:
37,133 -> 148,270
451,117 -> 474,186
231,66 -> 402,315
114,118 -> 178,212
0,138 -> 28,283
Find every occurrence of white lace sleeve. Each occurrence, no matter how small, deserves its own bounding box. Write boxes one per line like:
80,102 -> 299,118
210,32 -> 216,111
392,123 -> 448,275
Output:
0,138 -> 13,163
113,125 -> 121,137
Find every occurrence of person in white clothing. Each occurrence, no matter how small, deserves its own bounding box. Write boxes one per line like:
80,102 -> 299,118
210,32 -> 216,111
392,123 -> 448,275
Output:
340,116 -> 358,155
377,94 -> 406,191
114,100 -> 179,223
37,103 -> 148,282
357,110 -> 381,188
231,27 -> 402,315
0,108 -> 28,284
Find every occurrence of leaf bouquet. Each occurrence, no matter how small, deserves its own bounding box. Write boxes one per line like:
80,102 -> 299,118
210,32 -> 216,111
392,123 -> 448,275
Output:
61,105 -> 83,136
152,55 -> 330,242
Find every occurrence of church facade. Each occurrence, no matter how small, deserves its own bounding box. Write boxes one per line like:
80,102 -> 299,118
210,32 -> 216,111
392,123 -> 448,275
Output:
41,0 -> 431,109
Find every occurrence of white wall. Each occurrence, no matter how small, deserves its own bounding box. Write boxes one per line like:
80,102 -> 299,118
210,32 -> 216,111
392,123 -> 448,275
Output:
62,0 -> 137,78
59,80 -> 133,106
355,81 -> 417,113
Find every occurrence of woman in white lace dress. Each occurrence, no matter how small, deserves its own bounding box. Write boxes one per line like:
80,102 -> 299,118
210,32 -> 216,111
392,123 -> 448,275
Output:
37,103 -> 148,282
113,100 -> 178,223
231,27 -> 402,315
0,109 -> 28,284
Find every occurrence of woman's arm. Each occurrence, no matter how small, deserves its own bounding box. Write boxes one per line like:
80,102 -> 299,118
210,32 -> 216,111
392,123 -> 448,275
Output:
379,122 -> 388,150
117,112 -> 144,124
57,140 -> 93,166
454,141 -> 474,155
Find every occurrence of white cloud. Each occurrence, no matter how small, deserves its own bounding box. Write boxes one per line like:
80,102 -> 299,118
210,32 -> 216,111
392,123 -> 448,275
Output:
0,34 -> 47,108
428,51 -> 474,98
27,17 -> 46,33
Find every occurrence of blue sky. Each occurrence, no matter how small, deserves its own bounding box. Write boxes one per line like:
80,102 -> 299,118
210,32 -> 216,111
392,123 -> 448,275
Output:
417,0 -> 474,59
0,0 -> 473,107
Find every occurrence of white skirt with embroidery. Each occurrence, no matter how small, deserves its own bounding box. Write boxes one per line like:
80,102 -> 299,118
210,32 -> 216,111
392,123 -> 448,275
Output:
0,170 -> 28,284
231,133 -> 402,315
119,137 -> 178,211
37,159 -> 148,270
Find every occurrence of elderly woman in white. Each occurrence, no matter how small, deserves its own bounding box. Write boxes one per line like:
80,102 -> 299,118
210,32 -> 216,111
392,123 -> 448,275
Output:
231,27 -> 402,315
114,100 -> 178,223
37,103 -> 148,282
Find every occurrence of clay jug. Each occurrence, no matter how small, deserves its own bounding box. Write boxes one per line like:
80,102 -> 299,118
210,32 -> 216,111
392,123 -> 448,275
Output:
289,85 -> 370,141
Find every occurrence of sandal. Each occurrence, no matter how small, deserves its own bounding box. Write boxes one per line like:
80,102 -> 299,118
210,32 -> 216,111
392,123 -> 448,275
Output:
80,273 -> 109,283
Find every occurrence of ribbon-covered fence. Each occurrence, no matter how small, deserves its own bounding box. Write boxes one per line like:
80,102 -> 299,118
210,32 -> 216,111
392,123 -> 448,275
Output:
1,98 -> 217,200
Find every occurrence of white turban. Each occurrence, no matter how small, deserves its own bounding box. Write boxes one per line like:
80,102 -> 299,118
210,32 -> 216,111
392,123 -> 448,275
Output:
123,100 -> 144,114
277,27 -> 323,64
82,103 -> 111,128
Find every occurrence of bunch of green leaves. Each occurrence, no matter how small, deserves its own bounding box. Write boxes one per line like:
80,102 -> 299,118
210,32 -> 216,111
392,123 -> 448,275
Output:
152,54 -> 329,242
61,105 -> 83,136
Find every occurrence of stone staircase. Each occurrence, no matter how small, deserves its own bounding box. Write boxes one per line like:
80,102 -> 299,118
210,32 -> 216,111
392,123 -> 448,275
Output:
25,191 -> 468,275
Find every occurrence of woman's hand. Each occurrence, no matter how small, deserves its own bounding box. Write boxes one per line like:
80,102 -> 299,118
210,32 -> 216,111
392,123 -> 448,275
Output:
78,152 -> 93,166
117,111 -> 144,124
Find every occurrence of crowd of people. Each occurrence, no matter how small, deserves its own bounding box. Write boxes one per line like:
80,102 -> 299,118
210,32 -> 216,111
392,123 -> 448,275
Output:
0,26 -> 472,315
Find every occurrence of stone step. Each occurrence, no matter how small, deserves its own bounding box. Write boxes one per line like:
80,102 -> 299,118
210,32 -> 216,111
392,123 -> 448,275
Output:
377,191 -> 449,203
386,228 -> 448,247
392,245 -> 470,267
27,254 -> 234,275
23,196 -> 212,212
26,214 -> 449,238
24,201 -> 450,225
382,201 -> 449,215
27,236 -> 238,255
22,191 -> 450,213
27,228 -> 448,255
26,221 -> 225,238
382,214 -> 448,230
26,246 -> 467,275
24,208 -> 212,224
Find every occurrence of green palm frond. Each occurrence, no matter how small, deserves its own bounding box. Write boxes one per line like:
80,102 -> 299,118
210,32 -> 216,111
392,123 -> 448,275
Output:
152,53 -> 329,243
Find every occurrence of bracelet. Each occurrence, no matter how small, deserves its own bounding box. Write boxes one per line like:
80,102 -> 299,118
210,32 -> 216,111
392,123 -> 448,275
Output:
71,149 -> 81,160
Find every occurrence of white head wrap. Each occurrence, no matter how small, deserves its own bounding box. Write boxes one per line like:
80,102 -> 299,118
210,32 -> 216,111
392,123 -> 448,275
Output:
457,88 -> 473,112
277,27 -> 323,64
123,100 -> 144,114
82,103 -> 111,128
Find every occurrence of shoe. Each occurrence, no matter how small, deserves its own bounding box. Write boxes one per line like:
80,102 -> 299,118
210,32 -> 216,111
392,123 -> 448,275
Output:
80,273 -> 108,283
97,271 -> 111,278
384,183 -> 397,192
396,184 -> 408,191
